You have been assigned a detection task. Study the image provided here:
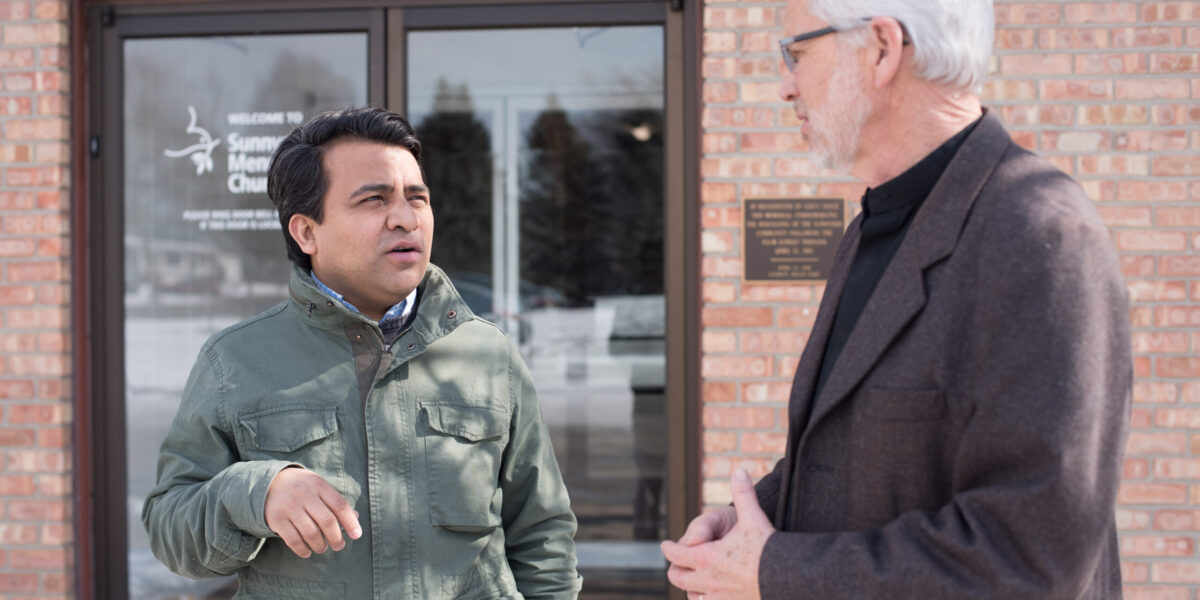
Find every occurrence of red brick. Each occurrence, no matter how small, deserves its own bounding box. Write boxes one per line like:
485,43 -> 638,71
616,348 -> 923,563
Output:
702,132 -> 737,154
701,230 -> 735,254
0,475 -> 35,495
740,31 -> 774,53
702,106 -> 777,129
1116,130 -> 1190,151
740,284 -> 814,303
1152,103 -> 1200,125
703,81 -> 737,103
1080,105 -> 1149,126
1151,52 -> 1199,73
1116,79 -> 1191,100
994,29 -> 1035,50
34,0 -> 66,20
1154,458 -> 1200,479
0,192 -> 35,210
36,474 -> 69,496
1121,535 -> 1195,557
703,431 -> 737,453
1076,53 -> 1148,74
1037,27 -> 1108,49
702,331 -> 737,353
700,182 -> 736,205
1065,2 -> 1139,23
1153,155 -> 1200,176
1116,508 -> 1152,529
701,156 -> 772,178
742,381 -> 791,403
8,548 -> 66,570
741,431 -> 787,454
1131,407 -> 1154,428
1009,130 -> 1037,151
1124,587 -> 1190,600
6,308 -> 65,329
1125,458 -> 1149,479
0,573 -> 36,594
741,331 -> 808,354
1120,256 -> 1155,277
777,306 -> 816,328
0,428 -> 36,447
1118,482 -> 1189,504
37,426 -> 66,448
1098,206 -> 1152,227
1132,382 -> 1180,404
1121,561 -> 1149,583
740,131 -> 807,153
743,182 -> 812,198
1142,2 -> 1200,22
1000,104 -> 1075,127
1156,408 -> 1200,428
702,381 -> 737,404
1152,562 -> 1200,584
702,405 -> 776,429
701,206 -> 741,228
0,48 -> 35,68
1,23 -> 66,45
704,6 -> 778,28
994,3 -> 1062,25
1118,181 -> 1188,202
703,281 -> 736,303
7,404 -> 68,425
1129,306 -> 1154,327
1112,26 -> 1184,47
5,449 -> 67,472
7,499 -> 66,521
980,79 -> 1037,101
1155,510 -> 1200,530
702,355 -> 773,378
1000,54 -> 1072,75
703,31 -> 736,54
1040,79 -> 1112,100
701,257 -> 742,278
1118,231 -> 1188,252
1042,130 -> 1111,152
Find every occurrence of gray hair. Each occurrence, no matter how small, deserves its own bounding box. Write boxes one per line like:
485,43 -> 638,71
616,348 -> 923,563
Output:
809,0 -> 994,93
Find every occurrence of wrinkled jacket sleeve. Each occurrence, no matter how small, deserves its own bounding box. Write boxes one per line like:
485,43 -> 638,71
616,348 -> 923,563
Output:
141,346 -> 296,578
758,188 -> 1131,598
500,346 -> 582,599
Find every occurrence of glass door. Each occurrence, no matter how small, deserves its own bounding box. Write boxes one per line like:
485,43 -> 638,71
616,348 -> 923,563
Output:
93,9 -> 380,598
408,24 -> 668,598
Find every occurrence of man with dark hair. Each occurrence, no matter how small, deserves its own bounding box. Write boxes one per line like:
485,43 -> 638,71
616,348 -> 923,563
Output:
143,106 -> 581,599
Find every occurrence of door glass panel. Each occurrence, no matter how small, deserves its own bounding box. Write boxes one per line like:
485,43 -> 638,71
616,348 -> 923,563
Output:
123,33 -> 367,599
409,26 -> 667,598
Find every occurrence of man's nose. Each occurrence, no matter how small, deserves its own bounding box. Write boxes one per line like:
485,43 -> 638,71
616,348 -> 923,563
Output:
779,75 -> 798,102
386,201 -> 419,231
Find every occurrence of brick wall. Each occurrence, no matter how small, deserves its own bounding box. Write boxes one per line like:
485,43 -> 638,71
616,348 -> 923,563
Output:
701,0 -> 1200,597
0,0 -> 73,598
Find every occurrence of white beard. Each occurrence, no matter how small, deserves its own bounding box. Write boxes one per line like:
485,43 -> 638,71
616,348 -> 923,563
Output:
804,53 -> 870,173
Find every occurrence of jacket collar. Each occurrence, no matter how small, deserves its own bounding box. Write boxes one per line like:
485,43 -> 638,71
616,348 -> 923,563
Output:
802,109 -> 1012,430
288,263 -> 476,344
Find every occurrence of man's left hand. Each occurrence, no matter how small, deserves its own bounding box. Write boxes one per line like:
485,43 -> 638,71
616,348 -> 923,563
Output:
661,469 -> 774,600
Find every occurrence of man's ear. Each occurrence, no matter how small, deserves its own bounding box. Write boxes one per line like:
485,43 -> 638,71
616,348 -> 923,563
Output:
288,213 -> 318,256
868,16 -> 906,89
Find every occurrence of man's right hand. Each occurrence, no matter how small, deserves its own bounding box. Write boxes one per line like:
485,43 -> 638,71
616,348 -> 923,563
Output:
264,467 -> 362,558
676,505 -> 737,546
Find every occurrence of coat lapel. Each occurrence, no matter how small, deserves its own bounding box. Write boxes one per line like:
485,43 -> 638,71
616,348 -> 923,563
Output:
803,111 -> 1013,431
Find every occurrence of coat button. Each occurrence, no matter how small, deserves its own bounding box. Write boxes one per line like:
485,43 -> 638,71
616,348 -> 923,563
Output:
326,301 -> 334,307
447,310 -> 456,319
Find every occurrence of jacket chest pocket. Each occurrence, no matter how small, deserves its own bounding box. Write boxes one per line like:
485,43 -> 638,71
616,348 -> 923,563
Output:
420,402 -> 509,532
234,405 -> 346,491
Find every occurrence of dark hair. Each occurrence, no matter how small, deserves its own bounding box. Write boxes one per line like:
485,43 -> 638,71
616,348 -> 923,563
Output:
267,106 -> 423,270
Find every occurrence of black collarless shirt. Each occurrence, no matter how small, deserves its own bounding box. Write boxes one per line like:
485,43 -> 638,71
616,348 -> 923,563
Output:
811,116 -> 982,403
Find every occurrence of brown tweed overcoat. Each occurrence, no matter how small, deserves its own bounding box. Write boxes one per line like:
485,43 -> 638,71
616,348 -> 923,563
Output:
754,110 -> 1132,599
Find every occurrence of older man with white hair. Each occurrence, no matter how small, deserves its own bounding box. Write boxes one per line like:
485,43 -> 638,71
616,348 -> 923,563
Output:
661,0 -> 1131,598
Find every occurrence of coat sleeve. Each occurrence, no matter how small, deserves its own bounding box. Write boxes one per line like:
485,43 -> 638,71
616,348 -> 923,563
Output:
141,346 -> 297,578
758,184 -> 1131,599
500,345 -> 582,599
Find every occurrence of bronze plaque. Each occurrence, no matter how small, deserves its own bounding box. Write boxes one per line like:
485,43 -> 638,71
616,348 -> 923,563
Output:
743,197 -> 845,283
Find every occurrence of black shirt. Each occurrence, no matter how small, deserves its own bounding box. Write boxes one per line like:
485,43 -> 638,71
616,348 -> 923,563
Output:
811,116 -> 982,403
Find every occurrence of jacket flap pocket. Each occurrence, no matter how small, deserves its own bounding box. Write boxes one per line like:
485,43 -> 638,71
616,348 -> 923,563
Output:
423,404 -> 507,442
862,387 -> 946,422
238,406 -> 339,452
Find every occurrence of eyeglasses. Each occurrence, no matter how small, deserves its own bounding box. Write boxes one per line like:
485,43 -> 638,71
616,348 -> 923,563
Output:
778,19 -> 909,73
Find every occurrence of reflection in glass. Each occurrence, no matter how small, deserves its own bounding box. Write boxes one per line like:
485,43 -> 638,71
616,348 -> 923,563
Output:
410,26 -> 666,598
123,33 -> 367,599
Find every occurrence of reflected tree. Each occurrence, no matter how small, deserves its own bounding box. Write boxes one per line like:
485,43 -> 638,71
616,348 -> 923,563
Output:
417,79 -> 493,279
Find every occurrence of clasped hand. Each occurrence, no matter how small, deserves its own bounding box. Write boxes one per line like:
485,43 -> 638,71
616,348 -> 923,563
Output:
660,469 -> 773,600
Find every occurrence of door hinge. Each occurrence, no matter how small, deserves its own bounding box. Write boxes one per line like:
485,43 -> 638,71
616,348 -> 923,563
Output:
670,0 -> 683,11
89,135 -> 100,158
100,6 -> 115,27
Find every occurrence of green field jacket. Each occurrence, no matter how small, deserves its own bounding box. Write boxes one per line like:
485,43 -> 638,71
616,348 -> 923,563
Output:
142,264 -> 580,599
